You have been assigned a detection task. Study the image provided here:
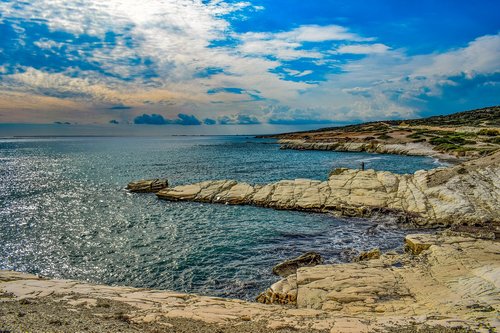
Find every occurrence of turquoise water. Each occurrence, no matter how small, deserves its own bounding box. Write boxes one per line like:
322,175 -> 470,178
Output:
0,136 -> 441,299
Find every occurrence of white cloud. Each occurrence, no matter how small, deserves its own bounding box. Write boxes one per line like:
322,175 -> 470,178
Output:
293,33 -> 500,121
283,69 -> 313,77
2,67 -> 125,103
275,25 -> 373,42
33,39 -> 65,50
237,37 -> 322,59
236,24 -> 375,60
0,1 -> 498,125
336,43 -> 390,54
414,34 -> 500,77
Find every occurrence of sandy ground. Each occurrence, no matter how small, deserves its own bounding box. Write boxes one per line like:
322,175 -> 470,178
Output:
0,296 -> 326,333
0,296 -> 479,333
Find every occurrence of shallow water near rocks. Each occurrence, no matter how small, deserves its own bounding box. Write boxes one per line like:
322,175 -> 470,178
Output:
0,136 -> 441,300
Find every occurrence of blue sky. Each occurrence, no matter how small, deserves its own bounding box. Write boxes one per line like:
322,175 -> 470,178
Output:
0,0 -> 499,133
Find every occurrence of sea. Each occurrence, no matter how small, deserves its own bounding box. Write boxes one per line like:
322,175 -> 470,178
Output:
0,136 -> 443,300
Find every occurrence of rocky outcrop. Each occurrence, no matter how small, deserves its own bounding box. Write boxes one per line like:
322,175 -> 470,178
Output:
155,151 -> 500,227
279,139 -> 454,159
404,234 -> 435,254
256,233 -> 499,327
127,178 -> 168,193
256,274 -> 298,305
272,252 -> 323,278
2,233 -> 498,332
354,248 -> 381,261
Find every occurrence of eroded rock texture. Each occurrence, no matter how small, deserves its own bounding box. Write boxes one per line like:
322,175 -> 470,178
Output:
279,139 -> 447,158
257,233 -> 500,322
156,152 -> 500,227
2,233 -> 498,332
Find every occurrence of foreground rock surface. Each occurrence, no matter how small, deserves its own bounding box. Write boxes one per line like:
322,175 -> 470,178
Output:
156,151 -> 500,227
1,233 -> 498,332
256,233 -> 499,329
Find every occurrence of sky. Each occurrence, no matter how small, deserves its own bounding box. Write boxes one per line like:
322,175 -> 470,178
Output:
0,0 -> 499,134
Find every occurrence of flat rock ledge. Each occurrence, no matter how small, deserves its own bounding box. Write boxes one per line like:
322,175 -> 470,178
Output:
1,233 -> 498,332
155,151 -> 500,227
279,139 -> 457,160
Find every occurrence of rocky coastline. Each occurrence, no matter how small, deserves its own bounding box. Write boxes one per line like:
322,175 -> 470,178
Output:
2,107 -> 499,332
261,106 -> 500,160
154,151 -> 499,227
3,152 -> 497,332
1,232 -> 498,332
278,139 -> 458,161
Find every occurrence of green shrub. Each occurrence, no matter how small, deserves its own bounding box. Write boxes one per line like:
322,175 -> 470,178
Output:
430,135 -> 475,146
435,143 -> 460,151
478,129 -> 500,136
406,133 -> 422,139
485,137 -> 500,144
377,133 -> 392,140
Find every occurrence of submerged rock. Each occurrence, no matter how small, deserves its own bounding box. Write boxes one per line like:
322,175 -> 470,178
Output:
127,179 -> 168,193
272,252 -> 323,278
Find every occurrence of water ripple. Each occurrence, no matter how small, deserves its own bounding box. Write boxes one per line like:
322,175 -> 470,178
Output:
0,136 -> 439,300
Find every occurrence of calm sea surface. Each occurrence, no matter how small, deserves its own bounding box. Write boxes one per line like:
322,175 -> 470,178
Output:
0,136 -> 442,299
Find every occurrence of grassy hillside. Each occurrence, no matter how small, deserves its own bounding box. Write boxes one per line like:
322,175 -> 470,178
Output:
261,106 -> 500,158
271,106 -> 499,136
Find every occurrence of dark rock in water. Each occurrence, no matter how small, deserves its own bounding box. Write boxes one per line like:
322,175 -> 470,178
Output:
272,252 -> 323,277
127,179 -> 168,193
354,248 -> 381,262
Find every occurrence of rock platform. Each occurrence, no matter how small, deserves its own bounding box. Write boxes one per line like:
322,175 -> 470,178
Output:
1,233 -> 498,332
155,151 -> 500,227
